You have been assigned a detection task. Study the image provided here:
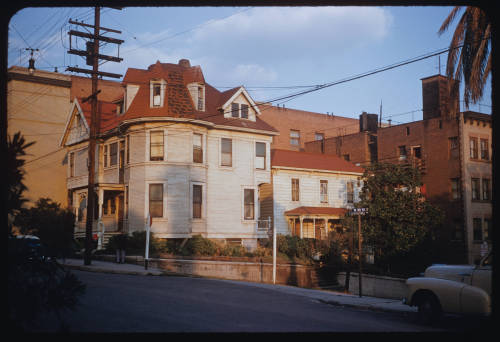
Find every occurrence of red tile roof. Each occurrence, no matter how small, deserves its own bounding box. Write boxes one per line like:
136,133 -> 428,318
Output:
284,206 -> 347,217
271,149 -> 364,174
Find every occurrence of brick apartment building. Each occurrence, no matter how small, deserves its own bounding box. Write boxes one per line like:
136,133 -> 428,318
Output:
304,74 -> 492,264
257,103 -> 359,151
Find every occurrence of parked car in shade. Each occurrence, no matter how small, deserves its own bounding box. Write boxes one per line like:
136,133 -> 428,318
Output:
403,251 -> 492,323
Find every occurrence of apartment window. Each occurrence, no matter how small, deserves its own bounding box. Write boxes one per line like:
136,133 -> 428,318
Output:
405,127 -> 410,136
291,178 -> 299,201
471,178 -> 480,201
482,179 -> 491,201
470,137 -> 478,159
241,104 -> 249,119
192,184 -> 202,219
398,145 -> 407,160
347,181 -> 354,203
473,218 -> 483,242
320,180 -> 328,203
480,139 -> 489,160
150,131 -> 164,161
126,135 -> 130,164
231,103 -> 239,118
290,130 -> 300,146
152,83 -> 161,107
193,133 -> 203,163
69,152 -> 74,177
149,184 -> 163,218
484,219 -> 491,241
452,220 -> 464,241
104,145 -> 108,167
255,142 -> 266,169
244,189 -> 255,220
343,154 -> 350,161
109,142 -> 118,166
315,133 -> 324,141
451,178 -> 460,200
449,136 -> 459,159
221,138 -> 232,166
412,146 -> 422,159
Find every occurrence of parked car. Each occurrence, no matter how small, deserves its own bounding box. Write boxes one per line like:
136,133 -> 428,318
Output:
403,251 -> 492,323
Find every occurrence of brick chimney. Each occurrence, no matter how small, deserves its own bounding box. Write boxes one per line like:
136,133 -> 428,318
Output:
178,59 -> 191,68
421,74 -> 459,120
359,112 -> 378,132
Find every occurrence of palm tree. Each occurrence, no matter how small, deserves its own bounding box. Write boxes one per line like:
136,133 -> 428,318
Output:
438,6 -> 491,109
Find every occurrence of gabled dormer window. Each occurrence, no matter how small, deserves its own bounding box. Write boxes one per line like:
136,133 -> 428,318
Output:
150,80 -> 165,108
197,86 -> 204,111
241,104 -> 249,119
231,103 -> 239,118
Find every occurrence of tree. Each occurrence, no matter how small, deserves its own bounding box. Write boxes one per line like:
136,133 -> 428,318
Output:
14,198 -> 76,259
358,163 -> 443,267
7,132 -> 35,233
438,6 -> 491,108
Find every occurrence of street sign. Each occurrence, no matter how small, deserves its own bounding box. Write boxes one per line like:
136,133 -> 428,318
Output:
351,208 -> 368,215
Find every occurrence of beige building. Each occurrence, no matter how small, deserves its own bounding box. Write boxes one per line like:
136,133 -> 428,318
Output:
7,66 -> 124,208
7,66 -> 72,207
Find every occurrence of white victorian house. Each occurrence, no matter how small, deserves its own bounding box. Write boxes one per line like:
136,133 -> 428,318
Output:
60,59 -> 278,250
259,149 -> 364,240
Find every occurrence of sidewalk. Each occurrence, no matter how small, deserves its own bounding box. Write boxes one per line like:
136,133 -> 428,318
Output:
59,258 -> 417,315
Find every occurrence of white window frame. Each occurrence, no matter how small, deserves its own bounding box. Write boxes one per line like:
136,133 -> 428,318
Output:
190,182 -> 205,221
145,180 -> 167,220
193,132 -> 204,164
147,129 -> 166,162
242,187 -> 257,221
320,180 -> 328,203
150,80 -> 166,108
220,137 -> 233,168
255,141 -> 266,170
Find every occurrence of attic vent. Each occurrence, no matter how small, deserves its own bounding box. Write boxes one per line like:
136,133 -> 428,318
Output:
179,59 -> 191,68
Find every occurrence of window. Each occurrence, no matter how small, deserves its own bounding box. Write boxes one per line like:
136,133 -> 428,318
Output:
152,83 -> 161,107
482,179 -> 491,201
471,178 -> 480,201
149,184 -> 163,218
484,219 -> 491,241
244,189 -> 255,220
405,127 -> 410,136
193,133 -> 203,163
453,220 -> 464,241
315,133 -> 324,141
291,178 -> 299,201
343,154 -> 350,161
470,137 -> 478,159
241,104 -> 249,119
290,130 -> 300,146
451,178 -> 460,200
449,137 -> 459,159
412,146 -> 422,159
231,103 -> 239,118
480,139 -> 489,160
255,142 -> 266,169
473,218 -> 483,242
126,135 -> 130,164
150,131 -> 164,161
104,145 -> 108,167
221,138 -> 232,166
197,86 -> 204,111
69,152 -> 74,177
398,145 -> 407,160
125,186 -> 129,219
193,184 -> 202,219
109,142 -> 118,166
347,181 -> 354,203
320,180 -> 328,203
439,120 -> 442,129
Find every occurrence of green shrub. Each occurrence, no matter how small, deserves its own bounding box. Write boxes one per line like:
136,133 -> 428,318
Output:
183,235 -> 218,256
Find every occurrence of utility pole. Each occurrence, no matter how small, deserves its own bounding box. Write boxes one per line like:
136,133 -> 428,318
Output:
66,7 -> 123,265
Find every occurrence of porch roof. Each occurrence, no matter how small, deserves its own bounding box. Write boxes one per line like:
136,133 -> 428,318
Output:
284,206 -> 347,217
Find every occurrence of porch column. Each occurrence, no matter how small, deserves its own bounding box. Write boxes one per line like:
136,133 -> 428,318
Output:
300,217 -> 303,239
98,188 -> 104,220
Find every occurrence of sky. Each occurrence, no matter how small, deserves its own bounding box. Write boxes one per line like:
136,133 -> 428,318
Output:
7,5 -> 492,125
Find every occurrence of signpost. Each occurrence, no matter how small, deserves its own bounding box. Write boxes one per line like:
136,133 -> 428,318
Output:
351,207 -> 367,297
145,213 -> 151,270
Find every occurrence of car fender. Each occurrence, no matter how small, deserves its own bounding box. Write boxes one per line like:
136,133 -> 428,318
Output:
406,277 -> 465,314
460,284 -> 491,316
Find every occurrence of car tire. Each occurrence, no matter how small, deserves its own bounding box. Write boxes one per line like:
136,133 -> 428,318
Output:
417,293 -> 441,325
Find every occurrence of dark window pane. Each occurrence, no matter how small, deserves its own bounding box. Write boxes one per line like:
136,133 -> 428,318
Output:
193,185 -> 202,219
231,103 -> 239,117
241,104 -> 249,119
149,184 -> 163,217
244,189 -> 254,220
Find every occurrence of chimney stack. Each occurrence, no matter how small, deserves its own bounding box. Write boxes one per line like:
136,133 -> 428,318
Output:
421,74 -> 459,120
178,59 -> 191,68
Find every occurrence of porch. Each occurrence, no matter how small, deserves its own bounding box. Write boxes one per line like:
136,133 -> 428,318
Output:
284,206 -> 347,240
